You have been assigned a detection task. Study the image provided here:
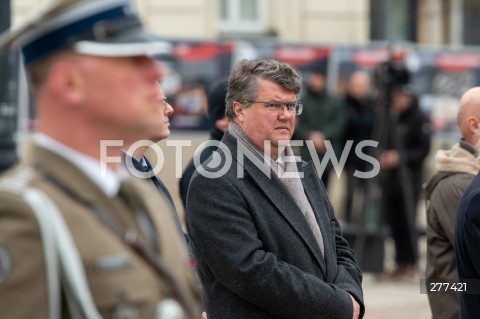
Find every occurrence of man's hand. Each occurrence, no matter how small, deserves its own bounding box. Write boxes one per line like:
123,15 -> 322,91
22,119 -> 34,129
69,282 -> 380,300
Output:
202,311 -> 207,319
307,131 -> 327,153
378,150 -> 400,169
349,294 -> 360,319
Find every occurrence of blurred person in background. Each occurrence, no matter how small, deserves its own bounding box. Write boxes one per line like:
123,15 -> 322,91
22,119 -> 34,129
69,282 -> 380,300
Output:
379,86 -> 431,281
173,78 -> 210,130
123,81 -> 187,240
425,87 -> 480,319
295,67 -> 347,189
0,0 -> 201,318
342,70 -> 375,223
179,77 -> 229,207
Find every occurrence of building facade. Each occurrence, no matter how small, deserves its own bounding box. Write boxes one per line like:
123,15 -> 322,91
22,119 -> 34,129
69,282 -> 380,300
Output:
12,0 -> 370,44
12,0 -> 480,46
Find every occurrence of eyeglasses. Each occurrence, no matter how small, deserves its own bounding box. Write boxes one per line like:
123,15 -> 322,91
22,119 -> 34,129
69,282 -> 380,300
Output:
239,100 -> 303,115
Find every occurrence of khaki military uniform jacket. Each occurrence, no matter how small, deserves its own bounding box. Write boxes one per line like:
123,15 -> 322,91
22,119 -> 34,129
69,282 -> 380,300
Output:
0,142 -> 201,319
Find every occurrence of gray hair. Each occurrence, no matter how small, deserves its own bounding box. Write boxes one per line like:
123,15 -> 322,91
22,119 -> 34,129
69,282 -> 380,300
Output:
225,58 -> 302,121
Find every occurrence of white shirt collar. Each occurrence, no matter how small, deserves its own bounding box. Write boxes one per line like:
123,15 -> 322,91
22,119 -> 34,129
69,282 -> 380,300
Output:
276,154 -> 284,165
139,156 -> 149,170
34,133 -> 127,197
275,153 -> 286,170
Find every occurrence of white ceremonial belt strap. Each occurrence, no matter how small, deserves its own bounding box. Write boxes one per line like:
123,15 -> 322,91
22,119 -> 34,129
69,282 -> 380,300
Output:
23,187 -> 102,319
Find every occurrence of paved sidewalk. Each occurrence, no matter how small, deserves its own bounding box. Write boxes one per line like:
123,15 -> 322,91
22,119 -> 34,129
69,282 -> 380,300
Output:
360,237 -> 431,319
362,273 -> 431,319
328,176 -> 432,318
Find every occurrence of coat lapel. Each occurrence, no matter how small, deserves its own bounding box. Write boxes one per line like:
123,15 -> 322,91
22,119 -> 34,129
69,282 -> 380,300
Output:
127,155 -> 183,233
299,161 -> 336,280
128,154 -> 174,207
224,133 -> 327,275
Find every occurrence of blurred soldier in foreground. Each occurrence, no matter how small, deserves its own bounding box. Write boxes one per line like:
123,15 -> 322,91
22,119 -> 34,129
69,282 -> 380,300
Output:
426,87 -> 480,319
0,0 -> 201,318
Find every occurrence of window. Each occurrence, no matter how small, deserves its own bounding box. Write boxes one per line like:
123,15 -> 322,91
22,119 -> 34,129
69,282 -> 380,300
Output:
370,0 -> 417,42
218,0 -> 267,33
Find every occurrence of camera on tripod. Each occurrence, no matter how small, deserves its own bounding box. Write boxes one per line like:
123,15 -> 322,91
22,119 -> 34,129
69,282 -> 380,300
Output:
374,46 -> 411,96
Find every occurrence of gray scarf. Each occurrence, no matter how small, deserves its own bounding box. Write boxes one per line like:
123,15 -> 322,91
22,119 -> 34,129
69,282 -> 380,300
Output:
229,122 -> 324,255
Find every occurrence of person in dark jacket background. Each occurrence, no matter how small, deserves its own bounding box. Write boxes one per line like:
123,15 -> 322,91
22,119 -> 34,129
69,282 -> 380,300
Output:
343,70 -> 375,222
426,86 -> 480,319
379,86 -> 431,281
295,68 -> 346,189
179,77 -> 229,207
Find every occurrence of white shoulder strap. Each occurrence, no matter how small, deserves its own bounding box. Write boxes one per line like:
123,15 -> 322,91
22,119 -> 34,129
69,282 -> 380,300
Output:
23,187 -> 102,319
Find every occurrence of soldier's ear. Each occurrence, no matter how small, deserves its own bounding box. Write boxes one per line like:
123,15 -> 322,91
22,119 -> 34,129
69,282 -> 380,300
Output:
48,60 -> 84,106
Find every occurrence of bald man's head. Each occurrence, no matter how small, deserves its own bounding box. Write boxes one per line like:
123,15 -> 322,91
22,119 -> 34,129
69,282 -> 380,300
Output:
458,87 -> 480,146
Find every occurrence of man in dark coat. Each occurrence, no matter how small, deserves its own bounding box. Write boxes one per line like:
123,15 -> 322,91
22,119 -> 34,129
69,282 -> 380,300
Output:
455,87 -> 480,319
295,68 -> 346,188
186,58 -> 364,319
456,173 -> 480,319
426,87 -> 480,319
